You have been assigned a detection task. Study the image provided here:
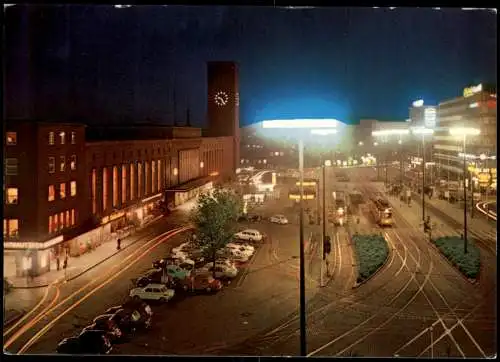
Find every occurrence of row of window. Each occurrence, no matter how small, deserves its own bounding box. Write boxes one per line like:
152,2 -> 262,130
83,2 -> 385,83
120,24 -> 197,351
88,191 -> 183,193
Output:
5,131 -> 77,146
48,209 -> 76,234
49,155 -> 77,173
6,188 -> 18,204
48,181 -> 77,201
3,219 -> 19,238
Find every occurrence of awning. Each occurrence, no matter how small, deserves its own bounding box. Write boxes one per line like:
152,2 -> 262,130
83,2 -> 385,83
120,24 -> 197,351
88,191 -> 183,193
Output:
166,175 -> 214,193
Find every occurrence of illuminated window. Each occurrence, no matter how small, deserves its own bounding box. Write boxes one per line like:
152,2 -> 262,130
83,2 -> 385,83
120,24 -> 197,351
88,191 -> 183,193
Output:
60,183 -> 66,199
145,161 -> 150,195
91,169 -> 97,214
48,157 -> 55,173
59,212 -> 64,230
6,132 -> 17,145
5,158 -> 18,175
66,210 -> 70,227
49,215 -> 53,233
113,166 -> 119,207
71,209 -> 75,225
59,131 -> 66,144
6,188 -> 18,204
70,155 -> 77,170
60,156 -> 66,172
122,164 -> 127,204
130,163 -> 135,200
3,220 -> 6,238
48,185 -> 55,202
49,132 -> 55,145
71,131 -> 76,144
54,213 -> 59,231
138,163 -> 142,198
151,161 -> 156,193
157,160 -> 162,192
103,167 -> 108,211
70,181 -> 77,196
6,219 -> 19,238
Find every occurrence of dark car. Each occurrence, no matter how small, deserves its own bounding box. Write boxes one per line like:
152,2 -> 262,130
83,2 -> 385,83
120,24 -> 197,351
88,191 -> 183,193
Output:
57,331 -> 112,354
82,314 -> 123,343
135,269 -> 165,287
178,274 -> 223,293
238,214 -> 261,222
152,256 -> 183,269
110,300 -> 153,332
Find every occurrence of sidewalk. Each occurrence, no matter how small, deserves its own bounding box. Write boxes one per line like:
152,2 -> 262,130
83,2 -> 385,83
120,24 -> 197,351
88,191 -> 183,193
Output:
5,214 -> 165,289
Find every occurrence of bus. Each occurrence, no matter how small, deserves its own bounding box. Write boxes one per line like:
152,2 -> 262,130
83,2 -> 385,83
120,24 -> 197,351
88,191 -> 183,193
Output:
331,191 -> 348,226
370,197 -> 393,226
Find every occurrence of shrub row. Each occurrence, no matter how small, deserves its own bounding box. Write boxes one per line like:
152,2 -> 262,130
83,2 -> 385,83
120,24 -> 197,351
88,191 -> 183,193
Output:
434,236 -> 481,279
352,233 -> 389,283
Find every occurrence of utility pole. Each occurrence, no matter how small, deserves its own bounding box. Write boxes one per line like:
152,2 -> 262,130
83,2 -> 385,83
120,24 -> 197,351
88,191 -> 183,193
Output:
462,134 -> 468,254
298,139 -> 307,356
422,134 -> 426,222
321,163 -> 326,287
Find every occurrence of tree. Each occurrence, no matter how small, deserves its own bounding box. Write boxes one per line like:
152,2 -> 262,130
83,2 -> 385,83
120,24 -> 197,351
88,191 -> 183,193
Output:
190,187 -> 241,277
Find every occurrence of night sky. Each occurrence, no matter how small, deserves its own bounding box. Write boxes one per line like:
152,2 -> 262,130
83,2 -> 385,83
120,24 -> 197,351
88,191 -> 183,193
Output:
4,6 -> 497,127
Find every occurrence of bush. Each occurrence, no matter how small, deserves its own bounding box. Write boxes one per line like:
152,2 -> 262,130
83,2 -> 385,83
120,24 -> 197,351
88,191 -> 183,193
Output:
352,234 -> 389,283
434,236 -> 480,279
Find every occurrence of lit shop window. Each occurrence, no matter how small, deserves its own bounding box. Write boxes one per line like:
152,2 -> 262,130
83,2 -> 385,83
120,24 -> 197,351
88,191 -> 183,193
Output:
145,161 -> 150,195
6,132 -> 17,145
5,158 -> 18,175
157,160 -> 162,192
71,131 -> 76,144
103,167 -> 108,211
70,155 -> 77,170
113,166 -> 119,207
59,212 -> 64,230
70,181 -> 77,196
137,163 -> 142,198
92,169 -> 97,214
6,188 -> 18,204
49,215 -> 53,233
49,132 -> 55,145
66,210 -> 70,227
151,161 -> 156,193
48,185 -> 55,201
60,156 -> 66,172
122,165 -> 127,204
130,163 -> 135,200
54,213 -> 59,231
48,157 -> 55,173
60,183 -> 66,199
71,209 -> 76,225
59,131 -> 66,145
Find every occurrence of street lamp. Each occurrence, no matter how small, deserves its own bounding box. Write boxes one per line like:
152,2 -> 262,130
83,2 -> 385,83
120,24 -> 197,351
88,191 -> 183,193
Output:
262,119 -> 338,356
411,127 -> 434,222
449,127 -> 481,254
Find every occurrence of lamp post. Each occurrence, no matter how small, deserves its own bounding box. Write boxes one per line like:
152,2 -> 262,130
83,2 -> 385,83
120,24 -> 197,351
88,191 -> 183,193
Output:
262,119 -> 338,356
411,127 -> 434,222
449,127 -> 481,254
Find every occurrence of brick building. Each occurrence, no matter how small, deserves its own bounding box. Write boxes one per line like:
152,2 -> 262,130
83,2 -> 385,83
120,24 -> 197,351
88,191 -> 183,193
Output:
4,61 -> 240,277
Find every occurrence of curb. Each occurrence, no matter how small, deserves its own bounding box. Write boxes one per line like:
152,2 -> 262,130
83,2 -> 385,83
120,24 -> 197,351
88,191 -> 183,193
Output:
350,233 -> 391,289
11,216 -> 166,289
427,237 -> 479,286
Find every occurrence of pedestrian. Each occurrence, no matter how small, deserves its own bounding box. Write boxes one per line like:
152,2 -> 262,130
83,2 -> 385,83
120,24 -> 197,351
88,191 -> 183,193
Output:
117,238 -> 121,250
56,257 -> 60,271
63,256 -> 68,269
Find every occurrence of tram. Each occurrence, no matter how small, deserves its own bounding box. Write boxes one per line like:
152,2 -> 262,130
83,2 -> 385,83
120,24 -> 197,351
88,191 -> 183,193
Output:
370,197 -> 393,226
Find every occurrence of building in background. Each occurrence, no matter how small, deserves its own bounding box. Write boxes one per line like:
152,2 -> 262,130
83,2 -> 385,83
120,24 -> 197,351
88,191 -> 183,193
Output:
433,83 -> 497,191
4,61 -> 240,278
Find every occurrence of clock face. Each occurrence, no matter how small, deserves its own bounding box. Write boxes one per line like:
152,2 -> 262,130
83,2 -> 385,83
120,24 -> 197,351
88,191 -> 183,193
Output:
214,91 -> 229,106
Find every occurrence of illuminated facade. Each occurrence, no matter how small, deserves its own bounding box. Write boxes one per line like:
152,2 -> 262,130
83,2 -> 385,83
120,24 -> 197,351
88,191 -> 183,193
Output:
433,84 -> 497,189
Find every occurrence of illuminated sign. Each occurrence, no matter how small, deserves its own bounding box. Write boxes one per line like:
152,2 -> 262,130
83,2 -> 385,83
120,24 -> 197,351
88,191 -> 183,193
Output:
101,211 -> 126,225
295,181 -> 317,187
4,235 -> 64,250
412,99 -> 424,107
209,171 -> 219,176
463,84 -> 483,97
289,193 -> 316,200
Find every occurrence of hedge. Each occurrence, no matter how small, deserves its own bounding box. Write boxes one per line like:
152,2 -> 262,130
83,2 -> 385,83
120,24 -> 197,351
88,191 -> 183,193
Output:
352,233 -> 389,283
434,236 -> 480,279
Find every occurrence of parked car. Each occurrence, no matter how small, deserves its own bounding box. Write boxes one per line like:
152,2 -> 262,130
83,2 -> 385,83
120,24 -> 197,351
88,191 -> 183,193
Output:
234,229 -> 263,242
129,283 -> 175,302
216,248 -> 250,263
269,214 -> 289,224
135,269 -> 166,287
109,308 -> 150,334
152,256 -> 182,269
226,244 -> 254,258
164,264 -> 191,280
238,213 -> 262,222
198,264 -> 239,280
82,314 -> 123,343
178,274 -> 223,293
57,330 -> 112,354
227,242 -> 255,254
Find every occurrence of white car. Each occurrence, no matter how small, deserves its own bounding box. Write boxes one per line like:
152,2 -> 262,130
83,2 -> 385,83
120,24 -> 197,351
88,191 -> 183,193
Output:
226,243 -> 254,257
234,229 -> 263,242
198,264 -> 238,279
270,214 -> 288,224
226,249 -> 251,262
172,242 -> 195,254
129,283 -> 175,302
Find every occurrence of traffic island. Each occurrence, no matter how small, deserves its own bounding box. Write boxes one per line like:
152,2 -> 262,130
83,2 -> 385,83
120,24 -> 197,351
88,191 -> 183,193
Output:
352,233 -> 389,286
434,236 -> 480,281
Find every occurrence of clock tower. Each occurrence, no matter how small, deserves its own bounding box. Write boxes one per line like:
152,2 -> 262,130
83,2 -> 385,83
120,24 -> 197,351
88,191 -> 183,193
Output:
207,61 -> 240,170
